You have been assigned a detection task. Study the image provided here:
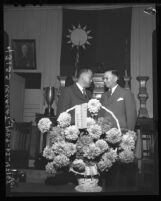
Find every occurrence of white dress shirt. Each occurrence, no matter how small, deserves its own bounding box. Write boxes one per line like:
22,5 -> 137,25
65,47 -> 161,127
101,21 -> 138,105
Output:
76,82 -> 84,94
111,84 -> 118,95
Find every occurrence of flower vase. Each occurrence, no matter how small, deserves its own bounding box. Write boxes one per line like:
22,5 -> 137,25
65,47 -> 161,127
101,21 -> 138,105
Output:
136,76 -> 149,118
74,165 -> 102,192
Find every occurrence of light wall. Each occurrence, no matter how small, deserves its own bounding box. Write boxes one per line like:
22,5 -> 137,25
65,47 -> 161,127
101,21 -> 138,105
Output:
131,5 -> 156,118
4,6 -> 62,123
4,5 -> 156,122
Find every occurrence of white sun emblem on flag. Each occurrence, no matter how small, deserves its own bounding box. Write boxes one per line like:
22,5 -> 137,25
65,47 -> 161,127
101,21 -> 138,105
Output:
66,24 -> 93,49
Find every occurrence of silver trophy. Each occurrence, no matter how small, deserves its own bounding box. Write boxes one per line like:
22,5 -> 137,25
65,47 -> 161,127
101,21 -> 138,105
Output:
43,86 -> 55,116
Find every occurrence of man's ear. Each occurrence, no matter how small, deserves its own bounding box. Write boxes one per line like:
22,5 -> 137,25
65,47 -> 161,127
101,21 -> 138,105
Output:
114,76 -> 118,82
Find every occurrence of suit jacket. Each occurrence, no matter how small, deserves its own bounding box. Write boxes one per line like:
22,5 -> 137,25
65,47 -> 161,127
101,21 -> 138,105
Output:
57,83 -> 92,123
99,85 -> 137,130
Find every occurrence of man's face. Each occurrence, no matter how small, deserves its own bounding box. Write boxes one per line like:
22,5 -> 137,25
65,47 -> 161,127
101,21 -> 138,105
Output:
21,44 -> 28,56
103,71 -> 117,88
82,70 -> 93,88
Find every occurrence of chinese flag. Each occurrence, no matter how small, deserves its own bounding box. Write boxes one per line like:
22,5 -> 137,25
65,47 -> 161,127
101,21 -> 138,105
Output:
60,8 -> 132,86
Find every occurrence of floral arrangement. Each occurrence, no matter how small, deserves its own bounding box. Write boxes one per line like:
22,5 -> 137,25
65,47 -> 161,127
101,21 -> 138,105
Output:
38,99 -> 137,178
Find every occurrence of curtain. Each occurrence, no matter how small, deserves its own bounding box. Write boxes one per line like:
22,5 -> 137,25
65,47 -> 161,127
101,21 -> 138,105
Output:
60,7 -> 132,87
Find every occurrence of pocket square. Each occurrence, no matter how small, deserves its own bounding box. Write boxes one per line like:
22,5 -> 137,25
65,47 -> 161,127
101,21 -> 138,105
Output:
117,97 -> 124,101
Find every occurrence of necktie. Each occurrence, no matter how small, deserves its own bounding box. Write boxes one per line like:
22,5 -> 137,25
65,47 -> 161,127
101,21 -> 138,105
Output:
108,88 -> 112,96
82,88 -> 87,97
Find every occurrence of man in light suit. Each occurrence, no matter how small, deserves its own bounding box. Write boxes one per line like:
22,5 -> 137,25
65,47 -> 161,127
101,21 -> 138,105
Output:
57,68 -> 93,122
99,70 -> 137,130
99,70 -> 138,189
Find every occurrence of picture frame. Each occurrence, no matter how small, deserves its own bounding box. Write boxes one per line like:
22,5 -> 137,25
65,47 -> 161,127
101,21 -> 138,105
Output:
12,39 -> 36,70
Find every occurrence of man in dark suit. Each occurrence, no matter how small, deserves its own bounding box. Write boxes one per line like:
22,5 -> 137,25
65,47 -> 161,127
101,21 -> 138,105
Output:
57,69 -> 93,122
99,70 -> 137,189
56,69 -> 93,184
99,70 -> 137,130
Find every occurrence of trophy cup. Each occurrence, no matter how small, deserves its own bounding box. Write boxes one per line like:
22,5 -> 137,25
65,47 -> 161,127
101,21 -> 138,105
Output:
43,86 -> 55,116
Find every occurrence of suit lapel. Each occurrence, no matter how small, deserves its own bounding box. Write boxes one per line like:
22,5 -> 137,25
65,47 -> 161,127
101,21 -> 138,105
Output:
72,84 -> 89,101
106,85 -> 121,106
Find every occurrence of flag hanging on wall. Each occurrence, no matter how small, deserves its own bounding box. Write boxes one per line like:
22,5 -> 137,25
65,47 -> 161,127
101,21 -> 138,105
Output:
60,7 -> 132,86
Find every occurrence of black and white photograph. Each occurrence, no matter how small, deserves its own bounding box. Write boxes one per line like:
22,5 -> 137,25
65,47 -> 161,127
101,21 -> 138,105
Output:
4,2 -> 159,197
12,39 -> 36,69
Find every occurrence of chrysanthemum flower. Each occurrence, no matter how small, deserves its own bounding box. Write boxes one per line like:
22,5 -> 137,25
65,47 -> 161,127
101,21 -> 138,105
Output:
48,127 -> 65,144
54,154 -> 70,168
45,162 -> 56,175
120,133 -> 135,150
95,139 -> 109,153
43,146 -> 55,160
87,124 -> 102,140
119,150 -> 135,163
79,135 -> 93,146
64,142 -> 77,157
57,112 -> 71,128
87,99 -> 102,114
64,125 -> 80,141
52,141 -> 66,155
72,159 -> 86,171
38,118 -> 52,133
102,148 -> 118,163
97,158 -> 112,172
83,143 -> 101,159
105,128 -> 122,144
125,130 -> 137,141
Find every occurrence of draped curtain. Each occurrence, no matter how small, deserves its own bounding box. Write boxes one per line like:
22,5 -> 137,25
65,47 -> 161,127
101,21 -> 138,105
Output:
60,6 -> 132,87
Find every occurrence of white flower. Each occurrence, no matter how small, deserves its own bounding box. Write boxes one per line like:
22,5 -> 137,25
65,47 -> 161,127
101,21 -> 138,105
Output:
73,159 -> 85,165
97,159 -> 112,172
87,99 -> 102,114
54,155 -> 70,168
87,124 -> 102,140
49,127 -> 65,144
83,143 -> 101,159
43,146 -> 55,160
72,159 -> 86,171
57,112 -> 71,128
125,130 -> 137,141
120,133 -> 135,150
106,128 -> 122,144
119,150 -> 135,163
38,118 -> 52,133
45,162 -> 56,175
102,148 -> 118,163
95,139 -> 109,153
87,117 -> 96,128
64,142 -> 77,157
64,125 -> 80,141
52,141 -> 66,155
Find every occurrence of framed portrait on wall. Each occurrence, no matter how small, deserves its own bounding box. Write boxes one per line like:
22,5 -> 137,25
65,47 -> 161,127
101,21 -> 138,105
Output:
12,39 -> 36,70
